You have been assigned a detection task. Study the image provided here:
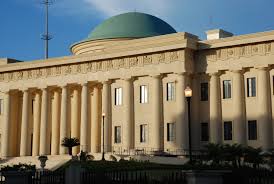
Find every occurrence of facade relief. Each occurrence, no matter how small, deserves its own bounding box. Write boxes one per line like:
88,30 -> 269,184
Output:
0,50 -> 184,82
199,41 -> 274,62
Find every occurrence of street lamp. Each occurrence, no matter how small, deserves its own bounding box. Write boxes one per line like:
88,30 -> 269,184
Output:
184,86 -> 193,163
102,112 -> 106,161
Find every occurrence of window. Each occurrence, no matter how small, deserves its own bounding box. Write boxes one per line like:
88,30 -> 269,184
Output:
200,83 -> 208,101
248,120 -> 257,140
201,122 -> 209,141
114,126 -> 121,143
0,99 -> 3,115
140,124 -> 148,143
223,80 -> 232,99
224,121 -> 232,140
140,85 -> 148,103
114,88 -> 122,106
247,78 -> 256,97
167,123 -> 175,141
167,82 -> 175,101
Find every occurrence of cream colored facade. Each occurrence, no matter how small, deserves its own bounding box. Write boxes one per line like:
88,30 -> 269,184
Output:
0,28 -> 274,157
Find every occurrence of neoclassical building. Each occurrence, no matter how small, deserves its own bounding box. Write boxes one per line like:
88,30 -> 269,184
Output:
0,12 -> 274,158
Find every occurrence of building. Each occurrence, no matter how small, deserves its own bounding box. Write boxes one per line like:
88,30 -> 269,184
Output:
0,12 -> 274,158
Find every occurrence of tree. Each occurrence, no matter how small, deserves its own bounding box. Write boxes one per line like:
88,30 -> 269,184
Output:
223,144 -> 244,168
243,146 -> 263,169
203,143 -> 224,165
61,137 -> 80,155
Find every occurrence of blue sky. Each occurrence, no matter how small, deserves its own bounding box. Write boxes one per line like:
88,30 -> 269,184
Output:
0,0 -> 274,61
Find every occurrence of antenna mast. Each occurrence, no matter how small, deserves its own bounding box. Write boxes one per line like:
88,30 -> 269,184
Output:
41,0 -> 53,59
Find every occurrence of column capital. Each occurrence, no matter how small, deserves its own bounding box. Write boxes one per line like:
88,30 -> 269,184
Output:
175,72 -> 188,76
101,80 -> 111,85
230,69 -> 245,74
256,66 -> 270,71
150,73 -> 162,78
123,77 -> 134,82
209,72 -> 221,77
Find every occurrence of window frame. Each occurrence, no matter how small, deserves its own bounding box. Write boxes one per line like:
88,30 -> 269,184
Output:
248,120 -> 257,140
140,124 -> 148,143
201,122 -> 209,141
223,80 -> 232,99
114,87 -> 123,106
140,85 -> 148,104
223,121 -> 233,141
167,123 -> 175,142
166,82 -> 175,101
200,82 -> 209,101
247,77 -> 256,97
114,126 -> 122,144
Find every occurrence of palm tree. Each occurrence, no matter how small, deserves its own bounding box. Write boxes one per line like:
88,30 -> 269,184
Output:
243,146 -> 263,168
204,143 -> 224,165
223,144 -> 244,168
61,137 -> 80,155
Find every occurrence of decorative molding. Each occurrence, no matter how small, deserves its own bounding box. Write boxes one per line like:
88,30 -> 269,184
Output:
200,42 -> 274,62
0,50 -> 184,82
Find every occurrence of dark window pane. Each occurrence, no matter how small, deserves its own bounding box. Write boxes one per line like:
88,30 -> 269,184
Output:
248,120 -> 257,140
167,123 -> 175,142
201,83 -> 208,101
247,78 -> 256,97
201,122 -> 209,141
224,121 -> 232,140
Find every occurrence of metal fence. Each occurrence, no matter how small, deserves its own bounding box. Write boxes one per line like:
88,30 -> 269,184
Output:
32,171 -> 65,184
81,170 -> 187,184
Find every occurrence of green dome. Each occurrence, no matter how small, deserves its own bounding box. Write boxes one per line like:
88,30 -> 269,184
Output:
87,12 -> 176,41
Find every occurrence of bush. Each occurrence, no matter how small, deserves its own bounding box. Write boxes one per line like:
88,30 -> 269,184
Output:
1,163 -> 36,172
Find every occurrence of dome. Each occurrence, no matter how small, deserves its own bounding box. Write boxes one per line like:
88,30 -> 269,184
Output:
86,12 -> 177,41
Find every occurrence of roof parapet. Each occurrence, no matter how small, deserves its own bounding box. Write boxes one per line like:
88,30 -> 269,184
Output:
206,29 -> 233,40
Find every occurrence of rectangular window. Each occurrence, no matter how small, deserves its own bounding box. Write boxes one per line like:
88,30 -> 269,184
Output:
201,122 -> 209,141
200,83 -> 208,101
223,80 -> 232,99
167,82 -> 175,101
247,78 -> 256,97
114,88 -> 122,106
273,76 -> 274,95
248,120 -> 257,140
140,124 -> 148,143
0,99 -> 3,115
140,85 -> 148,103
114,126 -> 121,143
224,121 -> 233,140
167,123 -> 175,142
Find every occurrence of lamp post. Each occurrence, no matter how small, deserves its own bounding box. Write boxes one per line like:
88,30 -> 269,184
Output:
102,112 -> 105,161
185,86 -> 193,163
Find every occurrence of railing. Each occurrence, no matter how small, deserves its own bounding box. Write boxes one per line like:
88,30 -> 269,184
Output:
81,170 -> 187,184
109,146 -> 205,157
32,170 -> 65,184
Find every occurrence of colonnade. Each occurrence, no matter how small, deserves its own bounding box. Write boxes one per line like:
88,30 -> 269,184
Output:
209,68 -> 273,149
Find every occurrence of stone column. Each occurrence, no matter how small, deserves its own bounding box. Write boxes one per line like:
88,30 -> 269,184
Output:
191,75 -> 200,150
71,87 -> 80,154
209,72 -> 222,143
1,92 -> 11,157
176,73 -> 188,150
32,92 -> 41,156
102,81 -> 111,152
151,75 -> 163,150
51,90 -> 60,155
20,90 -> 29,156
60,85 -> 68,154
91,85 -> 100,153
123,78 -> 134,150
80,83 -> 88,152
40,88 -> 48,155
257,67 -> 272,150
232,70 -> 246,145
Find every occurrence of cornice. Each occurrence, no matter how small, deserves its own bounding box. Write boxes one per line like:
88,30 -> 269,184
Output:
199,30 -> 274,50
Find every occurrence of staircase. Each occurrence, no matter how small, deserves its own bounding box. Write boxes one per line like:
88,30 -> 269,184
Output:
0,155 -> 71,171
